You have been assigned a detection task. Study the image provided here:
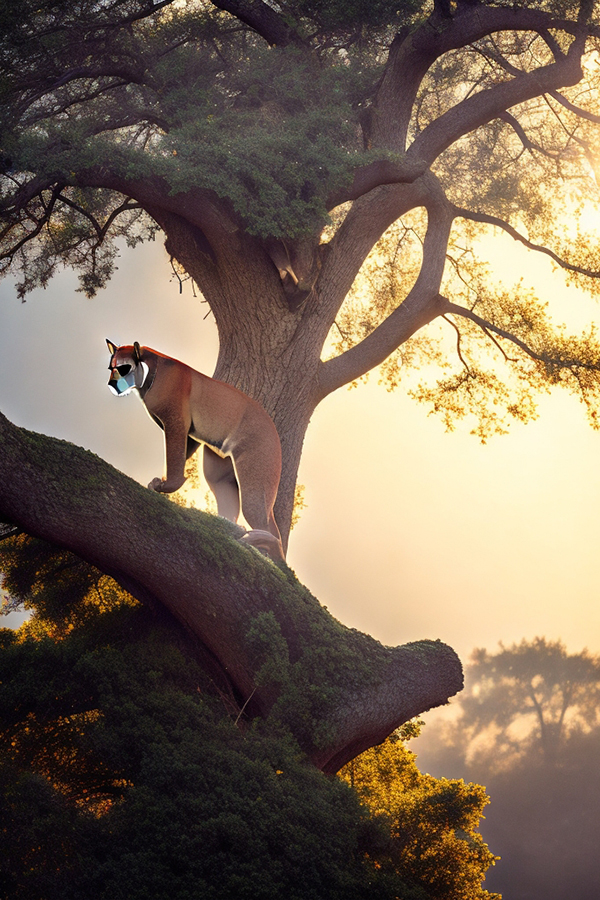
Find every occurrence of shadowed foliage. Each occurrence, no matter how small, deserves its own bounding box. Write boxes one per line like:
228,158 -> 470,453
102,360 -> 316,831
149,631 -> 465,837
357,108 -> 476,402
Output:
1,557 -> 495,900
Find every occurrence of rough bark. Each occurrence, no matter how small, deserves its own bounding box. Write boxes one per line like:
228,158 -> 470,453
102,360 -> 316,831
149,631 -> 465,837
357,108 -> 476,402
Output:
0,410 -> 462,773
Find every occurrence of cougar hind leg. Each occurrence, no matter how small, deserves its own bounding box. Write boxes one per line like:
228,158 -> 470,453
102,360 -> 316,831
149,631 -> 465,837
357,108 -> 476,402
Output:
203,446 -> 240,522
233,450 -> 284,560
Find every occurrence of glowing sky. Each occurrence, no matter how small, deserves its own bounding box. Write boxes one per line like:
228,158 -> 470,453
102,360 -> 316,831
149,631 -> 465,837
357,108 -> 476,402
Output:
1,235 -> 599,662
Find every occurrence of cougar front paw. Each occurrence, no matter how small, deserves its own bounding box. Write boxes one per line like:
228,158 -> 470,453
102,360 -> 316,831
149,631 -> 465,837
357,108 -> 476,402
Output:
148,476 -> 186,493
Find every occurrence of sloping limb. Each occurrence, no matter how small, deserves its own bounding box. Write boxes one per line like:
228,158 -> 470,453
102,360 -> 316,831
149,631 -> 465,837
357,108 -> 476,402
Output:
441,297 -> 600,373
209,0 -> 302,46
453,206 -> 600,279
548,89 -> 600,124
317,197 -> 454,399
440,298 -> 548,362
0,410 -> 462,773
408,39 -> 587,172
497,111 -> 561,160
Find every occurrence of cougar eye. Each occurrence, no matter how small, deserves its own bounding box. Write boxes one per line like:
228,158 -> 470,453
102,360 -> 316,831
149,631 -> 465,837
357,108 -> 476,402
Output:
117,364 -> 132,376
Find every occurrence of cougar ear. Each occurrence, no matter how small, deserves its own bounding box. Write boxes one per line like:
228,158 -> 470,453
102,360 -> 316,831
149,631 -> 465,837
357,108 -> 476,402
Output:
133,342 -> 142,365
106,339 -> 118,355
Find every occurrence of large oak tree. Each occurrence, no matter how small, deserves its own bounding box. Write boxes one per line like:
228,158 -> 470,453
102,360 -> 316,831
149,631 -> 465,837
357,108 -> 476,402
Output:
2,0 -> 600,767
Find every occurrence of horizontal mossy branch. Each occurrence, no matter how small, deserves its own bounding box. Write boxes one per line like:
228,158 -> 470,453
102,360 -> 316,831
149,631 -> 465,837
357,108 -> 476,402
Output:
0,410 -> 462,770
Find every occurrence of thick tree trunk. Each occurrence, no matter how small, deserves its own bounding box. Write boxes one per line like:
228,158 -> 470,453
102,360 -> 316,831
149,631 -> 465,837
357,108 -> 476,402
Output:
210,308 -> 321,550
160,213 -> 333,547
211,323 -> 322,551
0,411 -> 463,773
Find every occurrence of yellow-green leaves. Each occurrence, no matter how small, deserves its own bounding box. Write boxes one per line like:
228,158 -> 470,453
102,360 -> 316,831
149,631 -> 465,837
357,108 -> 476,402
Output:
340,731 -> 500,900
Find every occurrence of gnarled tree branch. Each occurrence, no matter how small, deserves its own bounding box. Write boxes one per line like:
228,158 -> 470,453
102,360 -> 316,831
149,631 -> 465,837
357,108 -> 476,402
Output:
329,47 -> 586,206
498,111 -> 561,159
548,88 -> 600,124
209,0 -> 302,46
408,38 -> 587,172
0,410 -> 462,773
329,3 -> 595,205
441,297 -> 547,361
442,297 -> 600,374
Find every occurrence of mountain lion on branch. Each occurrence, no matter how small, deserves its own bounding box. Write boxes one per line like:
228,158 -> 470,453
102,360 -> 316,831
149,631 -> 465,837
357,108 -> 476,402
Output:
106,340 -> 284,561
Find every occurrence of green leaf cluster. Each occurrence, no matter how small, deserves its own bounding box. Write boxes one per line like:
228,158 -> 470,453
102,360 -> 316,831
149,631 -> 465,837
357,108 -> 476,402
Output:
155,45 -> 365,237
0,605 -> 386,899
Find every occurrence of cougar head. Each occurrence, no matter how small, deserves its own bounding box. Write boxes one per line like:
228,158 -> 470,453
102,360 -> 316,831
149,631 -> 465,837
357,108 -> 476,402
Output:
106,339 -> 148,396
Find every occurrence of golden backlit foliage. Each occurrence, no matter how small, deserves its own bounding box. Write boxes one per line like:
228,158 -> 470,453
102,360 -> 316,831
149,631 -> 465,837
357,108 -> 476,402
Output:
0,533 -> 138,638
169,453 -> 209,510
339,725 -> 500,900
290,483 -> 307,530
330,203 -> 600,442
0,536 -> 141,815
2,705 -> 131,816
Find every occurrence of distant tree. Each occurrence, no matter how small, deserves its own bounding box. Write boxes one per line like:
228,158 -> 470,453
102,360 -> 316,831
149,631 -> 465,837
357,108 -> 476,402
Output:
413,637 -> 600,900
442,638 -> 600,769
0,550 -> 495,900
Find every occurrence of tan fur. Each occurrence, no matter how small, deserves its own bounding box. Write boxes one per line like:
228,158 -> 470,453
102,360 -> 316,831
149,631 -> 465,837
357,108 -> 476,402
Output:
107,341 -> 284,560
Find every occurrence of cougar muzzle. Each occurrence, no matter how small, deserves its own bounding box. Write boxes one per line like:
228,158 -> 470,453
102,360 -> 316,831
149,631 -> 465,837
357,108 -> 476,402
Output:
108,363 -> 137,396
